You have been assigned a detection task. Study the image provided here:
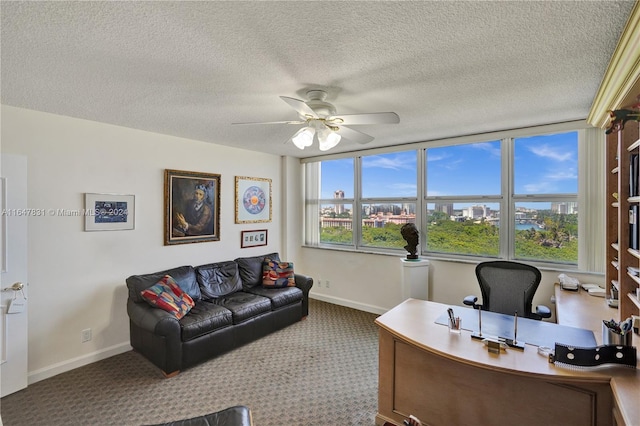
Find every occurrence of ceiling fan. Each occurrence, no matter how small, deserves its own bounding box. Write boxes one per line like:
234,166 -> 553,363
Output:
233,90 -> 400,151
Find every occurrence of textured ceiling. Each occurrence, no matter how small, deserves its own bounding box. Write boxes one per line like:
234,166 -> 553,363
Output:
1,1 -> 635,158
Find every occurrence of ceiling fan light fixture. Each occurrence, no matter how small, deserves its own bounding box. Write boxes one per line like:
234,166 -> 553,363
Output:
318,129 -> 341,151
291,126 -> 314,149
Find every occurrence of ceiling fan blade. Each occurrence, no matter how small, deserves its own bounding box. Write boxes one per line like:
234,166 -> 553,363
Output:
329,112 -> 400,125
336,125 -> 375,145
232,120 -> 306,125
280,96 -> 318,118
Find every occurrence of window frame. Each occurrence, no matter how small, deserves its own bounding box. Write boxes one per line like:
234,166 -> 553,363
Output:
302,121 -> 603,273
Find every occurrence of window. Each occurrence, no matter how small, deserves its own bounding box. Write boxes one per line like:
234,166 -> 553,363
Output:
425,140 -> 502,257
426,141 -> 501,196
512,132 -> 578,263
425,132 -> 578,264
304,123 -> 599,270
317,158 -> 354,245
360,152 -> 417,250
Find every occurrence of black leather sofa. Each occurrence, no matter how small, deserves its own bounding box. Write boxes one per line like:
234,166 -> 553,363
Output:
126,252 -> 313,377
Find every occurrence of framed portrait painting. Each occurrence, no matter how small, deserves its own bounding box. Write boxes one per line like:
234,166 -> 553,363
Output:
235,176 -> 272,223
165,169 -> 221,245
84,193 -> 135,231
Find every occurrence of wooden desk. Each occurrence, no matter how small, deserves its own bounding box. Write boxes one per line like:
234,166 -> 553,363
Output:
554,285 -> 639,426
553,284 -> 620,345
375,298 -> 639,426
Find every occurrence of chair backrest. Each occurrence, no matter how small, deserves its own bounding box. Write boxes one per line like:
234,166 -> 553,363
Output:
474,261 -> 542,319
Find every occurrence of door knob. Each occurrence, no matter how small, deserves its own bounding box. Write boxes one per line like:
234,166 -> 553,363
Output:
2,282 -> 26,299
2,282 -> 23,292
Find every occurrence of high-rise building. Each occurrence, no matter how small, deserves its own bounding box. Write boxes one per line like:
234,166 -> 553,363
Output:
463,204 -> 488,219
435,203 -> 454,216
551,202 -> 578,214
334,190 -> 345,214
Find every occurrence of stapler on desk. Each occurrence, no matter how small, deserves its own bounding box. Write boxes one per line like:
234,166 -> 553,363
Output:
558,273 -> 579,291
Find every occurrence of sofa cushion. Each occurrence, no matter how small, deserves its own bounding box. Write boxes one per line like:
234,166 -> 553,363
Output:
127,265 -> 201,303
210,291 -> 272,324
140,275 -> 195,320
245,286 -> 303,310
196,261 -> 242,299
179,300 -> 233,342
262,259 -> 295,288
235,252 -> 280,289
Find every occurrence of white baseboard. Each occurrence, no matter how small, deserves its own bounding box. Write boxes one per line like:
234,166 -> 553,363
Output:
309,293 -> 388,315
28,342 -> 132,385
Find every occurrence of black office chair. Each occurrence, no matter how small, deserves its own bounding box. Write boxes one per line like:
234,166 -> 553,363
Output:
463,261 -> 552,320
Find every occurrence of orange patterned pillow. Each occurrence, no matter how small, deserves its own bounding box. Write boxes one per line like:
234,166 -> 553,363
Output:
262,259 -> 295,288
140,275 -> 195,319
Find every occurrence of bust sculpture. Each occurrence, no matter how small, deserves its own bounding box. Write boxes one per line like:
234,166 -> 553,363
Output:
400,223 -> 419,260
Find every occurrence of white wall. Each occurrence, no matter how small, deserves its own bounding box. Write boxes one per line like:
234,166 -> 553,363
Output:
300,248 -> 605,319
1,106 -> 285,383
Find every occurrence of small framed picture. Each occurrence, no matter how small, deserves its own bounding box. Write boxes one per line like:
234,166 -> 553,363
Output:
235,176 -> 272,223
84,193 -> 135,231
241,229 -> 268,248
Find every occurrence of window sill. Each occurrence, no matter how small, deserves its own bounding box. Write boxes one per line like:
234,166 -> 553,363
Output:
300,244 -> 602,275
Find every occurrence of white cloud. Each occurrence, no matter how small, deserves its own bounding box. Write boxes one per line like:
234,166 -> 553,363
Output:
363,154 -> 414,170
524,182 -> 557,193
385,183 -> 417,197
472,142 -> 501,156
545,169 -> 577,180
427,152 -> 449,162
528,144 -> 574,162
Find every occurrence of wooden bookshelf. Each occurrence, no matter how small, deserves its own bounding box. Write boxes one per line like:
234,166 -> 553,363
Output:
606,119 -> 640,321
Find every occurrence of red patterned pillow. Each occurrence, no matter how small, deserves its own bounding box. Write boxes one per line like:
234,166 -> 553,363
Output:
140,275 -> 195,319
262,259 -> 295,288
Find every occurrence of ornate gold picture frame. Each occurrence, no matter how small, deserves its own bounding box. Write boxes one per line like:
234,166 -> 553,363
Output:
165,169 -> 221,245
235,176 -> 272,223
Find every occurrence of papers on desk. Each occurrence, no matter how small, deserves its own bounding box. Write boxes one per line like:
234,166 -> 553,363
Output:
580,283 -> 606,297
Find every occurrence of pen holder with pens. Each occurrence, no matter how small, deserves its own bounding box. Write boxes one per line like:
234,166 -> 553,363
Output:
448,316 -> 462,333
602,320 -> 632,346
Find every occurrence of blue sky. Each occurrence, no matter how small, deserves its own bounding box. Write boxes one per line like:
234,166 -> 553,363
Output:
320,131 -> 578,201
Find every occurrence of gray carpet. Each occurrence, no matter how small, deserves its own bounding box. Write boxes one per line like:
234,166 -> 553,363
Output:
0,299 -> 380,426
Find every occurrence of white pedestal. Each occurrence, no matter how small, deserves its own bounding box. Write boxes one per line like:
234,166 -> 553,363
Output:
401,258 -> 430,301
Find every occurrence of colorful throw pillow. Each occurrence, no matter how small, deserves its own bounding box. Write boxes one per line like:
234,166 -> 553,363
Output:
140,275 -> 195,319
262,259 -> 295,288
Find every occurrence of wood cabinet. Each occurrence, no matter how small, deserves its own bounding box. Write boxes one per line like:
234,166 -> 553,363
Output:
606,117 -> 640,322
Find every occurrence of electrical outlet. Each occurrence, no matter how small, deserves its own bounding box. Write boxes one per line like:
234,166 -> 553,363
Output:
325,280 -> 330,288
81,328 -> 92,343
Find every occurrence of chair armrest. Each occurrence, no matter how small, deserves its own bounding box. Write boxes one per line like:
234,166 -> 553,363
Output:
294,273 -> 314,317
463,295 -> 478,307
294,273 -> 313,293
127,300 -> 180,337
535,304 -> 552,319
